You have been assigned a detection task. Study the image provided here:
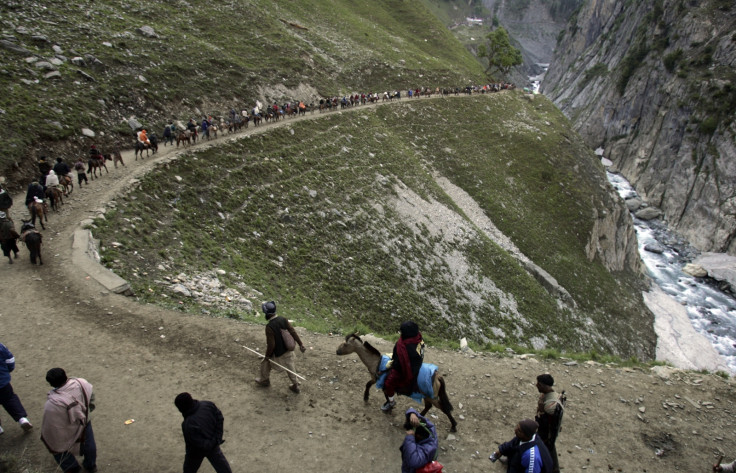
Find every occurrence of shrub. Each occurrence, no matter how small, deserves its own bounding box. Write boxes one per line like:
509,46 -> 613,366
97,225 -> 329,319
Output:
663,49 -> 683,72
699,116 -> 719,135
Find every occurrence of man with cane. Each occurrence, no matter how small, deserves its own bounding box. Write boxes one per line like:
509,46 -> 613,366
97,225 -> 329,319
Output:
254,301 -> 307,393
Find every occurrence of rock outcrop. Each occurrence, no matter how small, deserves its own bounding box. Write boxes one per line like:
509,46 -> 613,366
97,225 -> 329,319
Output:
543,0 -> 736,255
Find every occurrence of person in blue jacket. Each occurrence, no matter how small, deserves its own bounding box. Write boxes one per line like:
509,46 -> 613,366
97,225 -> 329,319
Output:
0,342 -> 33,434
490,419 -> 553,473
401,408 -> 438,473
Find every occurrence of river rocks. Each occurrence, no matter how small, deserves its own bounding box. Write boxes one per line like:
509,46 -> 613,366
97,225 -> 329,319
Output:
635,207 -> 662,221
682,264 -> 707,278
644,242 -> 665,254
694,252 -> 736,293
625,198 -> 642,212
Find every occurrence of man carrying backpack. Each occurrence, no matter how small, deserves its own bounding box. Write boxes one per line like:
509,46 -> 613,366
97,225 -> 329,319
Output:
41,368 -> 96,473
535,374 -> 564,473
254,301 -> 306,393
175,392 -> 232,473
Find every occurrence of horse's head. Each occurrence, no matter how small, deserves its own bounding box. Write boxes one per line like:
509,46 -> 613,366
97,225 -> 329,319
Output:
336,332 -> 363,356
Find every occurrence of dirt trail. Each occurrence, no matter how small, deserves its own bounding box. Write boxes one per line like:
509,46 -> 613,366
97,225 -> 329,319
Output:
1,102 -> 734,473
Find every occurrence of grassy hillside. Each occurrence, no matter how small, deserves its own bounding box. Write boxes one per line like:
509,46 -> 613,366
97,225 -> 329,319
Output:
92,92 -> 654,359
0,0 -> 486,182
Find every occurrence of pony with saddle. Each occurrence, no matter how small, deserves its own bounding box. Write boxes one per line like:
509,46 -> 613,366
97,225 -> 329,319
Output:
135,133 -> 158,159
336,333 -> 457,431
87,154 -> 110,179
20,220 -> 42,265
45,187 -> 63,211
27,199 -> 47,230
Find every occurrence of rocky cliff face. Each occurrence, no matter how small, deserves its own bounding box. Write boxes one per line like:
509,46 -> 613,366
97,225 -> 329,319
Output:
543,0 -> 736,254
482,0 -> 583,69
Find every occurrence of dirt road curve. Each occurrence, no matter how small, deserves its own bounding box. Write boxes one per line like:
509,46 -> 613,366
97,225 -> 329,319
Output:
1,103 -> 733,473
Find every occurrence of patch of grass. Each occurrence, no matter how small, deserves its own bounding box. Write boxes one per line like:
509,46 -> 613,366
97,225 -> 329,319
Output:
94,93 -> 654,359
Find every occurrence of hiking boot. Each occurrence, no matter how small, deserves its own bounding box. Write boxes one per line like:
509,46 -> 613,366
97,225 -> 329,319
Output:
19,417 -> 33,431
380,400 -> 396,412
254,378 -> 270,387
289,384 -> 300,394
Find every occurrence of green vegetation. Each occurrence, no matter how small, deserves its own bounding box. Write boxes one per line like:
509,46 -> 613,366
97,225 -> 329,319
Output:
663,49 -> 683,72
93,93 -> 654,358
581,63 -> 608,88
477,28 -> 523,79
0,0 -> 488,179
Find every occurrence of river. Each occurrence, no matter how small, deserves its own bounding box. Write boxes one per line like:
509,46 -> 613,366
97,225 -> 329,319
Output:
606,169 -> 736,373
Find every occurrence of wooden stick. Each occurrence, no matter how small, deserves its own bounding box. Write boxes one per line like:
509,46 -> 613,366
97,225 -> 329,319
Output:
242,345 -> 307,381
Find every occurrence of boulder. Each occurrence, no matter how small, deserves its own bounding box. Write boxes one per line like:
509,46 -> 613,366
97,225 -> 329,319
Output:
644,242 -> 665,254
34,61 -> 55,70
137,26 -> 159,38
127,117 -> 142,130
82,128 -> 95,138
694,252 -> 736,292
71,56 -> 86,66
682,263 -> 707,278
635,207 -> 662,220
625,198 -> 642,212
0,40 -> 32,55
43,71 -> 61,80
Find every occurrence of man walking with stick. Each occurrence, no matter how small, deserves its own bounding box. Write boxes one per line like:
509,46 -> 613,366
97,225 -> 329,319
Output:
254,301 -> 307,393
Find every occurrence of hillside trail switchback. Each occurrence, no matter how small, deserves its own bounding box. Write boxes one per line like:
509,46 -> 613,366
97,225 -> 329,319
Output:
0,94 -> 733,473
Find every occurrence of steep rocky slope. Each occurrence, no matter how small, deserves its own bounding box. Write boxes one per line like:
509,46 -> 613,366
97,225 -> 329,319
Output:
543,0 -> 736,254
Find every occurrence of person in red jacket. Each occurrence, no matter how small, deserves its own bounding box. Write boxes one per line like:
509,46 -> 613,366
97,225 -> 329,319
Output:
382,320 -> 424,411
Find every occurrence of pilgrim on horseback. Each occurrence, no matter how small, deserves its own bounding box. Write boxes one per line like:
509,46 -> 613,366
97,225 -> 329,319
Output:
0,211 -> 20,264
335,333 -> 457,431
43,170 -> 62,211
53,158 -> 73,195
382,321 -> 425,412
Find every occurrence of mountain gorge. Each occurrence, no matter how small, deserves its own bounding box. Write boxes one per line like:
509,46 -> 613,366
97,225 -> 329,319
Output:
543,0 -> 736,254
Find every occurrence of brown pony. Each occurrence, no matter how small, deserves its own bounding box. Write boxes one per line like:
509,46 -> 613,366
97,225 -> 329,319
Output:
176,130 -> 190,147
27,200 -> 47,230
59,174 -> 73,195
45,187 -> 63,211
87,155 -> 109,179
20,220 -> 42,265
109,149 -> 124,169
335,333 -> 457,432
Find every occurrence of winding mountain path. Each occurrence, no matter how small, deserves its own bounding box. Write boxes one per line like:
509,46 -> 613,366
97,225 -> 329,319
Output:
0,96 -> 733,473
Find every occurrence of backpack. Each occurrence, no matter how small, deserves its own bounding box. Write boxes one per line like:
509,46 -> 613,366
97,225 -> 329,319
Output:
550,391 -> 566,442
281,328 -> 296,351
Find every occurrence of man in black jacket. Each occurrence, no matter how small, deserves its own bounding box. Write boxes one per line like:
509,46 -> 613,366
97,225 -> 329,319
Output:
174,393 -> 232,473
254,300 -> 306,393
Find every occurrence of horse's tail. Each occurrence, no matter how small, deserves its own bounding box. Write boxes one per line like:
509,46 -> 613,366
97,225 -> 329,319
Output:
438,375 -> 454,413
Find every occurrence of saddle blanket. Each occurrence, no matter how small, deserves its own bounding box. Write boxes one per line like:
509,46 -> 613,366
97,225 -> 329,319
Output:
375,354 -> 438,404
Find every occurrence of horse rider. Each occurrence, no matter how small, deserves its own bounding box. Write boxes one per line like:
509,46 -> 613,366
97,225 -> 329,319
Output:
53,157 -> 70,178
163,122 -> 174,146
44,170 -> 60,208
381,321 -> 425,411
187,119 -> 197,133
137,128 -> 151,146
25,181 -> 45,206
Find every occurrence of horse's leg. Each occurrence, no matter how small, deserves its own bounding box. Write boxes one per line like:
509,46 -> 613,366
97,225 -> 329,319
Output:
364,379 -> 374,402
436,376 -> 457,432
420,398 -> 432,417
103,163 -> 109,174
